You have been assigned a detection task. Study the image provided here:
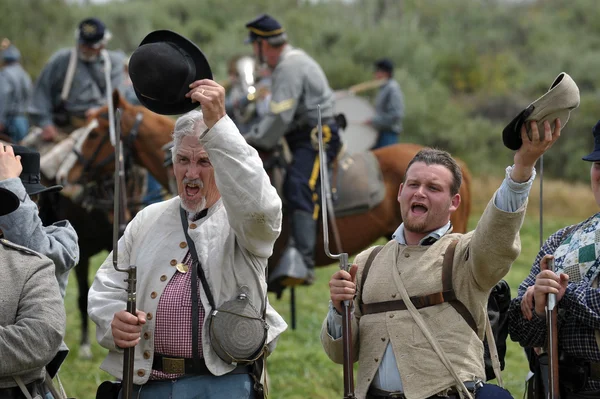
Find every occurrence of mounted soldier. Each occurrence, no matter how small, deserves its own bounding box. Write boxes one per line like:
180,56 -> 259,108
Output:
243,14 -> 342,286
27,17 -> 126,145
0,40 -> 32,143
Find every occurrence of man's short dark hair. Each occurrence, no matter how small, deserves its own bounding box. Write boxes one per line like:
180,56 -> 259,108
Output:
404,148 -> 462,196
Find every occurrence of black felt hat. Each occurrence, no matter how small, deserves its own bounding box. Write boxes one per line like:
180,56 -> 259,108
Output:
582,120 -> 600,162
0,187 -> 19,216
12,145 -> 63,196
128,30 -> 213,115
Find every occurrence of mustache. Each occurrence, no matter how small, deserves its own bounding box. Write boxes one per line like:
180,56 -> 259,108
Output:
183,178 -> 203,187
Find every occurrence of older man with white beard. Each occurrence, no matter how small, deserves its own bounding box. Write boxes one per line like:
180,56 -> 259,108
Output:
88,79 -> 286,399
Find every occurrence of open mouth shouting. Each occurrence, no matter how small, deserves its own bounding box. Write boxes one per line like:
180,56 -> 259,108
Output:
410,202 -> 428,216
183,178 -> 203,201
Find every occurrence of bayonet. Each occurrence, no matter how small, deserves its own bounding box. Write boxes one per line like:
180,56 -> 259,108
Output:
111,109 -> 137,399
318,105 -> 355,399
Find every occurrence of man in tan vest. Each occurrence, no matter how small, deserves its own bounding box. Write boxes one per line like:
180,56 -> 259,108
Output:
321,118 -> 561,399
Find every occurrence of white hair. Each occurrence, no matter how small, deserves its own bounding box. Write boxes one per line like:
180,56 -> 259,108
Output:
171,110 -> 208,159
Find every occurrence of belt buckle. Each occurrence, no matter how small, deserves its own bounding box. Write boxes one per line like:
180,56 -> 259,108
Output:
163,357 -> 185,374
389,394 -> 404,399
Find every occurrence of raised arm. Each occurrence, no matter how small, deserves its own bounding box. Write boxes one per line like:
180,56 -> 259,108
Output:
187,79 -> 282,258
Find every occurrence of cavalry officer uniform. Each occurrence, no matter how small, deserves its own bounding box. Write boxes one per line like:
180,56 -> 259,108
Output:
244,14 -> 341,284
28,17 -> 125,132
0,44 -> 32,142
0,187 -> 66,399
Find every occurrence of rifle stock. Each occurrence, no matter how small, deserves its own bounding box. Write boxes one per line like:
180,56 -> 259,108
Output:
546,257 -> 560,399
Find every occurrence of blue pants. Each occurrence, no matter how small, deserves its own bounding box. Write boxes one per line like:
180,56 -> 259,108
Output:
143,174 -> 164,205
5,115 -> 29,142
284,123 -> 340,215
119,374 -> 255,399
373,130 -> 398,149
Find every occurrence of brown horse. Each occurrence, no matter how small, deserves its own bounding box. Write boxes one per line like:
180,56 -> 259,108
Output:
68,92 -> 472,265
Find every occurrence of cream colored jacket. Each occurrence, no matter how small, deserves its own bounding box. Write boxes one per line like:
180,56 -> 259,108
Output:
321,195 -> 526,399
88,116 -> 286,384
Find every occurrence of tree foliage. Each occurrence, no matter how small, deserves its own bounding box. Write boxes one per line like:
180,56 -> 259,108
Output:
2,0 -> 599,181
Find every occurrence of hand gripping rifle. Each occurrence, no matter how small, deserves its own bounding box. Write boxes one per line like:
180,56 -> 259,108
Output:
546,257 -> 560,399
112,109 -> 137,399
317,106 -> 356,399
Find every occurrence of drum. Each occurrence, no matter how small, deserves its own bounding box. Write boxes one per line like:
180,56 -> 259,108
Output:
334,92 -> 378,154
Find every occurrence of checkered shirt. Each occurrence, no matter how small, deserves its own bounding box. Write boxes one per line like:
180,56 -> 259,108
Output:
508,214 -> 600,391
150,250 -> 205,380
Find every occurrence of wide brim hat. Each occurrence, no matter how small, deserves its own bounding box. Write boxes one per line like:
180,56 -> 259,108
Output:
582,120 -> 600,162
502,72 -> 580,150
0,187 -> 19,216
129,30 -> 212,115
11,145 -> 63,196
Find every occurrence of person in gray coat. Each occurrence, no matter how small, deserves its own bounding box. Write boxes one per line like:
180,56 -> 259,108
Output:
366,58 -> 405,149
0,144 -> 79,376
243,14 -> 342,286
0,42 -> 33,142
28,17 -> 125,142
0,186 -> 66,398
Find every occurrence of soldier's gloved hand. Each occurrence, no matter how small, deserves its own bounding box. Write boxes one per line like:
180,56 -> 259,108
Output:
111,309 -> 147,348
329,264 -> 358,314
0,145 -> 23,181
41,124 -> 59,142
186,79 -> 226,129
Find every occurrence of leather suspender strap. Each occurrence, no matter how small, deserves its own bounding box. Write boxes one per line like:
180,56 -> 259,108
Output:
362,290 -> 458,315
358,245 -> 383,313
180,206 -> 210,371
442,240 -> 477,333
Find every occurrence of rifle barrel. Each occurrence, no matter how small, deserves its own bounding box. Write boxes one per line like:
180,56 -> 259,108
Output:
546,257 -> 560,399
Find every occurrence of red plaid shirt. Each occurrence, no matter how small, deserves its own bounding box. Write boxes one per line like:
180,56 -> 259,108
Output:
151,250 -> 205,380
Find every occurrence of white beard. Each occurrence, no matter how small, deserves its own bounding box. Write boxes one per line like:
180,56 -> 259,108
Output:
78,52 -> 99,62
181,196 -> 207,217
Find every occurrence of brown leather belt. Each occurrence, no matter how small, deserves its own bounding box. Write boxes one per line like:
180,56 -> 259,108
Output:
367,387 -> 406,398
361,290 -> 457,315
152,354 -> 251,376
367,381 -> 480,399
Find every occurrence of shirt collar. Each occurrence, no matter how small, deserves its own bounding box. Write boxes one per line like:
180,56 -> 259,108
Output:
392,221 -> 452,246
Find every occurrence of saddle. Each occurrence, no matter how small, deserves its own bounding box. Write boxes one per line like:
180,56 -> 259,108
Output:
332,150 -> 385,217
261,146 -> 386,218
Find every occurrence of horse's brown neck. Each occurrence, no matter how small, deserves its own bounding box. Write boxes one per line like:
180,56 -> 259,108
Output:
124,107 -> 174,188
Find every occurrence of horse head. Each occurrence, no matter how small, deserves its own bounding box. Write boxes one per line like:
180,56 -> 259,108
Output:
64,90 -> 174,189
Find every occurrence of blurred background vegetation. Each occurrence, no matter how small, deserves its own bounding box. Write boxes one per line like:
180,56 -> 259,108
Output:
3,1 -> 600,397
2,0 -> 600,182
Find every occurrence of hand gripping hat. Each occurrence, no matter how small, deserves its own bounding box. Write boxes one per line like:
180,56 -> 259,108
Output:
502,72 -> 580,150
582,120 -> 600,162
245,14 -> 287,44
128,30 -> 213,115
12,145 -> 63,196
0,187 -> 19,216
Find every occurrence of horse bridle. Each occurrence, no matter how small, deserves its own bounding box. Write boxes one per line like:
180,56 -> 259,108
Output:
71,110 -> 144,210
73,111 -> 144,179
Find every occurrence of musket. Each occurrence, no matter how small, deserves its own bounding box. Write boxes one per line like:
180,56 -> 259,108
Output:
317,105 -> 355,398
546,257 -> 560,399
112,109 -> 137,399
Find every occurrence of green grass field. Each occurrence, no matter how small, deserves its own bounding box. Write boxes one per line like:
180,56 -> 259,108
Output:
57,205 -> 588,399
